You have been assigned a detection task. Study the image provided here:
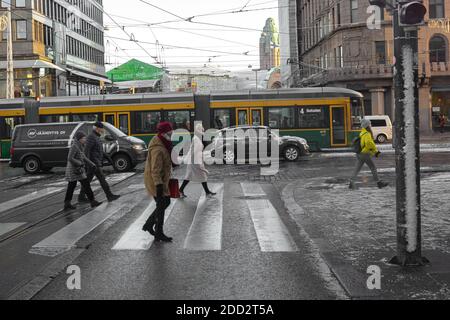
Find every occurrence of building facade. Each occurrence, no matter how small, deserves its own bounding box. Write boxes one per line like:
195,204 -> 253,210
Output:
0,0 -> 108,98
259,18 -> 281,70
294,0 -> 450,133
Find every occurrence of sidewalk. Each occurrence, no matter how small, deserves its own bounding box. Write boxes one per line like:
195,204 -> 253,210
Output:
280,172 -> 450,300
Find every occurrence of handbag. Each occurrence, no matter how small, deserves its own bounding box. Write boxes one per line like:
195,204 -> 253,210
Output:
169,179 -> 180,199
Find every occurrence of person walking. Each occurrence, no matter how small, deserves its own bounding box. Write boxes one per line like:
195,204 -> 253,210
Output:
349,119 -> 389,190
64,132 -> 102,210
142,122 -> 174,242
439,114 -> 446,134
78,121 -> 120,203
179,124 -> 216,198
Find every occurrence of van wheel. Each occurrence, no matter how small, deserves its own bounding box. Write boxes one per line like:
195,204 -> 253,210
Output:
377,134 -> 387,144
284,146 -> 300,162
23,156 -> 41,174
113,154 -> 132,172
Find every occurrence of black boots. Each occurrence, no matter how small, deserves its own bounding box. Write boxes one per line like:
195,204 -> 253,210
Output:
142,217 -> 156,236
377,181 -> 389,189
107,194 -> 121,202
90,200 -> 103,208
64,202 -> 76,211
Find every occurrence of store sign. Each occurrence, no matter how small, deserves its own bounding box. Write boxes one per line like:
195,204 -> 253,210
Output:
429,19 -> 450,33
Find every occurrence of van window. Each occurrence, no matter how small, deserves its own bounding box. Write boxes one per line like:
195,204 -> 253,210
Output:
370,119 -> 387,127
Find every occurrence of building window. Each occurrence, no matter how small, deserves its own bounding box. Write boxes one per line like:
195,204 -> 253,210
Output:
375,41 -> 386,64
339,45 -> 344,67
429,0 -> 445,19
16,0 -> 26,8
351,0 -> 358,23
430,35 -> 447,63
16,20 -> 27,40
337,3 -> 341,26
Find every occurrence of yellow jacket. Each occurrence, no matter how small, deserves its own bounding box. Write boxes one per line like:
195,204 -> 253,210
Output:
360,128 -> 379,157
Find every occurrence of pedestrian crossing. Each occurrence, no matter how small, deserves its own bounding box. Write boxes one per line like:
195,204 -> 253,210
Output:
12,181 -> 302,257
183,184 -> 224,251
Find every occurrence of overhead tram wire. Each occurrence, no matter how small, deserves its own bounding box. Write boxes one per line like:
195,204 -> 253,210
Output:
105,35 -> 259,56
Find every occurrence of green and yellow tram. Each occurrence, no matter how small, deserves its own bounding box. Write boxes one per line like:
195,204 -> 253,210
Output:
0,88 -> 364,159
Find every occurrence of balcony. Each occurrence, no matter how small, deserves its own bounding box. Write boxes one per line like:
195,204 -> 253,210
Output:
430,62 -> 450,76
300,65 -> 394,86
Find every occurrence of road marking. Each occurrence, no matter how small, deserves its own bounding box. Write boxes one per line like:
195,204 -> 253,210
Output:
0,223 -> 26,237
183,184 -> 224,251
0,187 -> 64,216
112,200 -> 177,250
30,190 -> 143,257
241,183 -> 298,252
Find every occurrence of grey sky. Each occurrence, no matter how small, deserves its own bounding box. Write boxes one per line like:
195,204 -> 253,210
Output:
103,0 -> 279,72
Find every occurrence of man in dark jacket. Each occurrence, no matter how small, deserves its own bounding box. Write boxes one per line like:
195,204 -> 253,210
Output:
78,121 -> 120,203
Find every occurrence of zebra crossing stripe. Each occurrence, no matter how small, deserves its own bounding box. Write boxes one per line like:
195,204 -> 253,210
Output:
241,183 -> 298,252
0,187 -> 64,216
112,199 -> 177,251
30,190 -> 144,257
183,184 -> 224,251
0,223 -> 26,237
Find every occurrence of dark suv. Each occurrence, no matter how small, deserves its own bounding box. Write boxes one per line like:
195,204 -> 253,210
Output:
10,122 -> 147,174
209,126 -> 310,163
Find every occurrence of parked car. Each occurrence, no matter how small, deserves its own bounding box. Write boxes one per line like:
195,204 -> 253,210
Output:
209,126 -> 310,163
365,115 -> 393,144
9,122 -> 147,174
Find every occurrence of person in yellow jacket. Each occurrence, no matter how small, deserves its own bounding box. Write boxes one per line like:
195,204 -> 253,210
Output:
349,119 -> 389,190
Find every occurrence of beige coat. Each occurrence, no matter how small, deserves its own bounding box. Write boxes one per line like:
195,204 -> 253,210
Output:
144,136 -> 172,197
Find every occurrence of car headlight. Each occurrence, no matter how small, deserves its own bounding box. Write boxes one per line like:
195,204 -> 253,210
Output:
132,144 -> 144,151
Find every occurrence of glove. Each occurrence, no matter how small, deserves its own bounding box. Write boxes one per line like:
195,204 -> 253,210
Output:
375,151 -> 381,158
156,184 -> 164,199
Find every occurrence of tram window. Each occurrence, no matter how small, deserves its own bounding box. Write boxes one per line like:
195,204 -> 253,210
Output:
40,115 -> 70,123
167,111 -> 191,131
213,109 -> 231,129
268,108 -> 296,129
135,111 -> 161,134
72,114 -> 99,122
0,117 -> 24,139
298,106 -> 329,129
351,99 -> 364,129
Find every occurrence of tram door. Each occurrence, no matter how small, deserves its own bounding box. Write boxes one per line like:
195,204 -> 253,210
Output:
236,108 -> 264,126
103,112 -> 131,135
330,106 -> 347,146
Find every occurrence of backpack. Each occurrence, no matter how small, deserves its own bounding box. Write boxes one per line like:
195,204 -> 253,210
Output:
352,132 -> 368,154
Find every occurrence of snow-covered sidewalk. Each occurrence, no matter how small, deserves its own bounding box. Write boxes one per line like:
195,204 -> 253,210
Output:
282,173 -> 450,299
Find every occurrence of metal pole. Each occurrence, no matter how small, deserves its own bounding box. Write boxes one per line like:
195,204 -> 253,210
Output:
390,1 -> 428,266
6,5 -> 14,99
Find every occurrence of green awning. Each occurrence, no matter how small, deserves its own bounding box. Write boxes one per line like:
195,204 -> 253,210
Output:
106,59 -> 165,82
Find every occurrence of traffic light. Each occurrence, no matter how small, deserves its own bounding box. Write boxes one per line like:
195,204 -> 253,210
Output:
399,1 -> 427,26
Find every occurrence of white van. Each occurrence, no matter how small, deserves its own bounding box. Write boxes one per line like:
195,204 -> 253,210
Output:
365,115 -> 393,144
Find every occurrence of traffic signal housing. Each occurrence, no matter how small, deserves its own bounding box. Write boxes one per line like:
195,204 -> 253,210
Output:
399,1 -> 427,26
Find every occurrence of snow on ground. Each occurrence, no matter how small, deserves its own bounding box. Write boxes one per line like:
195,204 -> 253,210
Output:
293,173 -> 450,266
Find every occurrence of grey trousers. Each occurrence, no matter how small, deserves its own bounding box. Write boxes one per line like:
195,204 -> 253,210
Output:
350,153 -> 380,182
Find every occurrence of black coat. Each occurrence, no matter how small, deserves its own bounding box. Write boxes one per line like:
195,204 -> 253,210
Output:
85,131 -> 104,167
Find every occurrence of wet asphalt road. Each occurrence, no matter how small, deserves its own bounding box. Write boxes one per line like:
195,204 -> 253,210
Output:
0,151 -> 449,300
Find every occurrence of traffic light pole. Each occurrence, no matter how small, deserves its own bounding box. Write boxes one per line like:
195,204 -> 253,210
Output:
389,2 -> 428,266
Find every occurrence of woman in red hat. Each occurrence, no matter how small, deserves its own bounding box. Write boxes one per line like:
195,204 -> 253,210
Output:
143,122 -> 174,242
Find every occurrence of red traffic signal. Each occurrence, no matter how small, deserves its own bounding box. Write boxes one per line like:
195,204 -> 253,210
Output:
399,1 -> 427,26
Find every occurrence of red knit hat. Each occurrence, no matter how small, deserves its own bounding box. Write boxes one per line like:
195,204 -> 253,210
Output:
157,122 -> 173,134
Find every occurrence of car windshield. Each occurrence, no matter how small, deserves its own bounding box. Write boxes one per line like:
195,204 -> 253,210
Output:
104,122 -> 127,138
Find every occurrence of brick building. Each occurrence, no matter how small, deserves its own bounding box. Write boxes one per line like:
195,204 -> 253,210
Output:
290,0 -> 450,133
0,0 -> 108,98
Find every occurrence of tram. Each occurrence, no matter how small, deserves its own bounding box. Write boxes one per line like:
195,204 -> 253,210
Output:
0,88 -> 364,159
